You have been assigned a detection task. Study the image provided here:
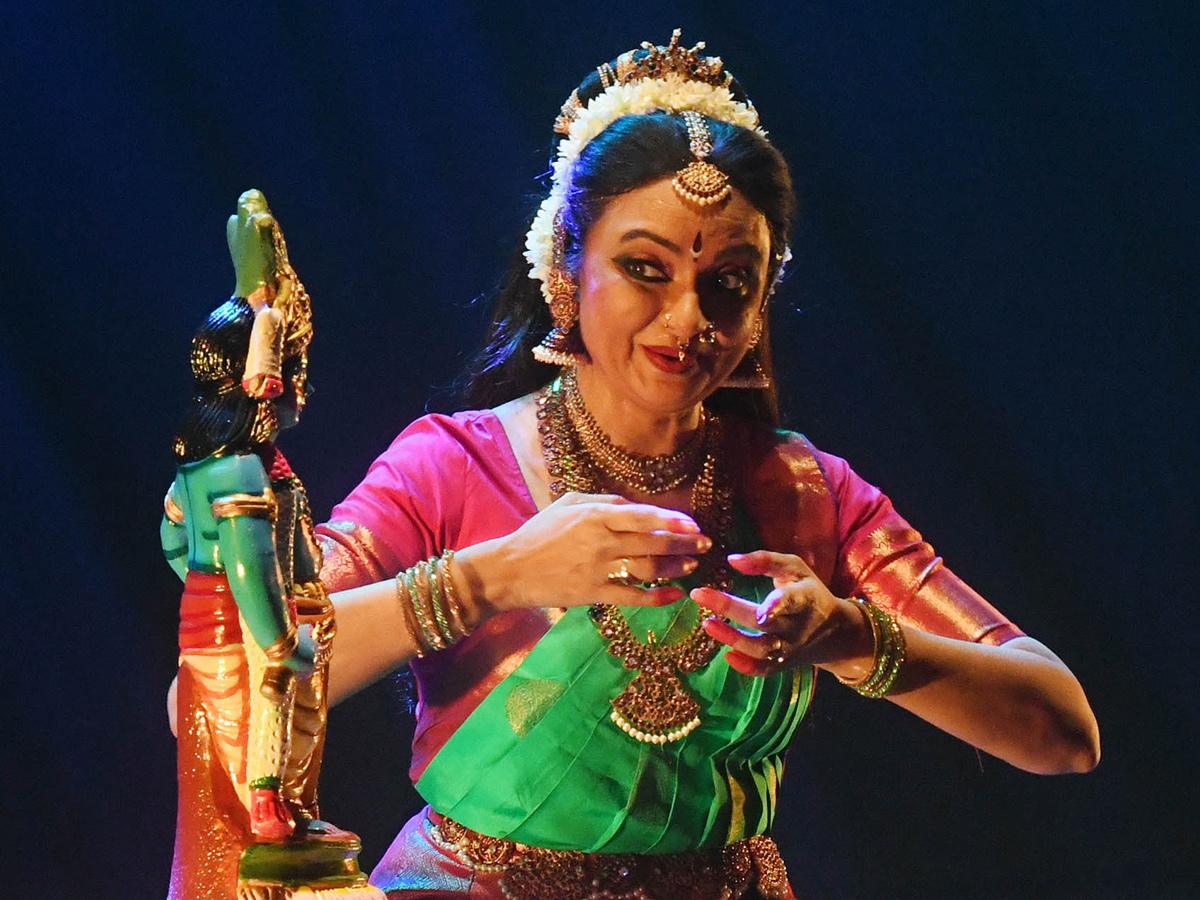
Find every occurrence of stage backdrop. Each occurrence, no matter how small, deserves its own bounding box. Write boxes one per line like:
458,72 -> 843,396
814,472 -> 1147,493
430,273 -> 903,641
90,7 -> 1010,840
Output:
1,2 -> 1196,897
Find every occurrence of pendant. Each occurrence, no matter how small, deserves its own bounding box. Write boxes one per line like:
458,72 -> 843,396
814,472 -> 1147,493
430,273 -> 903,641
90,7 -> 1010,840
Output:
590,606 -> 719,744
610,664 -> 702,744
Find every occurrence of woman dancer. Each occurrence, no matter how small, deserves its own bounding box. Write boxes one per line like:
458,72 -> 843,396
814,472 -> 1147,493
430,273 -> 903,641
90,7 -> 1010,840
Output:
316,32 -> 1099,900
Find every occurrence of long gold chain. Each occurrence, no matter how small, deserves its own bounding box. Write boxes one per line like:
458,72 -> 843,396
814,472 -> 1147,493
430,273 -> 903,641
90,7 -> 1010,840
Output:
537,374 -> 732,743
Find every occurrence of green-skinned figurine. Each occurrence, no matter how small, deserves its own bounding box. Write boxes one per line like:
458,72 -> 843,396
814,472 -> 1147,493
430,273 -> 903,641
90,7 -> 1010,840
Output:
163,191 -> 383,900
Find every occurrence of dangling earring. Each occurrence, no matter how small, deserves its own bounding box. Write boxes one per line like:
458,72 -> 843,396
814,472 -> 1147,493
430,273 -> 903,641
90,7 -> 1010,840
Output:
533,212 -> 583,366
532,267 -> 581,366
723,319 -> 772,389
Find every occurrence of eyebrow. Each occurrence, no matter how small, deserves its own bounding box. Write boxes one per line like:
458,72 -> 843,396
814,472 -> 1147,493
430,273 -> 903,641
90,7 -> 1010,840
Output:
619,229 -> 765,265
715,242 -> 766,264
619,229 -> 681,253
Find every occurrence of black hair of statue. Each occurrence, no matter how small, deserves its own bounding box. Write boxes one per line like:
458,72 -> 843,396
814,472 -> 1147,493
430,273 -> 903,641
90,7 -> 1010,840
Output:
173,297 -> 264,462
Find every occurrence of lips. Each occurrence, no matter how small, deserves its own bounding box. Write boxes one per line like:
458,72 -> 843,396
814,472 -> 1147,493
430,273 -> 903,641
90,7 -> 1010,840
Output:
642,345 -> 695,374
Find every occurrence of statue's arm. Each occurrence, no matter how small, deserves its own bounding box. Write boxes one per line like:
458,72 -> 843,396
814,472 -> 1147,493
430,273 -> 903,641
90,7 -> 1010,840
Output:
160,479 -> 189,582
208,454 -> 315,672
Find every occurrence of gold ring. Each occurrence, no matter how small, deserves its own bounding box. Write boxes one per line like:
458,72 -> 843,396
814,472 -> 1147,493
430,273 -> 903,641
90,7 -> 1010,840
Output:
607,558 -> 637,586
765,637 -> 787,665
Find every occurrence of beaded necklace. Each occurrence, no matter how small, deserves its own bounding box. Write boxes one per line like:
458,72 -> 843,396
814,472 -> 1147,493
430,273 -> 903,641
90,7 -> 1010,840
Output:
562,368 -> 707,495
537,373 -> 733,744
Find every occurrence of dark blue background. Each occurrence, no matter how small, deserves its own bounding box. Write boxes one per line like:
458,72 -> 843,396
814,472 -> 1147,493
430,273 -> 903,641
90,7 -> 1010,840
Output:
2,2 -> 1196,897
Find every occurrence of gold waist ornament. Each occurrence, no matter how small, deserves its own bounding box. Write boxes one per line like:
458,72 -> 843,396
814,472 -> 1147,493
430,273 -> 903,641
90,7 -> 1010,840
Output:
431,814 -> 791,900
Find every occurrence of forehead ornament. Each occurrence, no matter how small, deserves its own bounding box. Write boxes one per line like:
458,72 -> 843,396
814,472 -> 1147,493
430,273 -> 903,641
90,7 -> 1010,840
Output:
674,110 -> 731,208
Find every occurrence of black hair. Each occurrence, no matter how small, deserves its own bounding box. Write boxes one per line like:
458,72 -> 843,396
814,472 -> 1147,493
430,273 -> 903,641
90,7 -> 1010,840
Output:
459,70 -> 794,426
173,298 -> 262,462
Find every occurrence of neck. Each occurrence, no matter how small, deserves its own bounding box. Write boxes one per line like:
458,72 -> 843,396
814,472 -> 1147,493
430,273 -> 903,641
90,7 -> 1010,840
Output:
571,365 -> 703,456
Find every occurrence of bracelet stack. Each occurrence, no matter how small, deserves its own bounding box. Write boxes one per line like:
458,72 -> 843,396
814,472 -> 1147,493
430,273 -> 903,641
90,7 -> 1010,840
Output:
396,549 -> 472,656
836,597 -> 906,699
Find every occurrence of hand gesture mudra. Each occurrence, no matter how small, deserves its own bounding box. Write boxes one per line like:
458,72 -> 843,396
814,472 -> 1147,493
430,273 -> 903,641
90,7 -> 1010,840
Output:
693,550 -> 875,679
485,492 -> 714,614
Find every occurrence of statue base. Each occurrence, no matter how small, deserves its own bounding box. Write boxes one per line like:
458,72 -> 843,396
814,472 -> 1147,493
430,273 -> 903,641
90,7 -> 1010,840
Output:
237,822 -> 385,899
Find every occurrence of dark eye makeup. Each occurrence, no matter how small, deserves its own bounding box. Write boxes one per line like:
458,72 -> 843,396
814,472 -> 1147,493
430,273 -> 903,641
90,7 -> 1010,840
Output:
615,256 -> 670,282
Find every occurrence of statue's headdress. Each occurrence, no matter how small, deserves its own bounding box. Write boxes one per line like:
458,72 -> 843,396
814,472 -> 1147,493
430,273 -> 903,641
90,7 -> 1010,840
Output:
175,198 -> 313,459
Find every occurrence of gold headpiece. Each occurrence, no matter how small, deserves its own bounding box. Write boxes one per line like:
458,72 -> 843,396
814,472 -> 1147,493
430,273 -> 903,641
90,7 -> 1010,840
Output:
270,221 -> 313,361
553,31 -> 730,136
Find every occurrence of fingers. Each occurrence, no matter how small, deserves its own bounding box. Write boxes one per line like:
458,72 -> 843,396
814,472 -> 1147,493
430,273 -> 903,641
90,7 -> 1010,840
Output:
603,504 -> 702,536
727,550 -> 815,584
690,585 -> 761,629
553,492 -> 701,535
702,617 -> 791,678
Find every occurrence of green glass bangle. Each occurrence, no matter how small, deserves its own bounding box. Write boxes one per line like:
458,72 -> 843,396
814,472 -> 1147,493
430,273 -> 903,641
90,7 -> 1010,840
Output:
836,597 -> 906,699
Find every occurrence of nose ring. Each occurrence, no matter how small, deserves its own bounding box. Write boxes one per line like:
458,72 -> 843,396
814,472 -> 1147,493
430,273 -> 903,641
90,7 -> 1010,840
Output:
697,324 -> 717,347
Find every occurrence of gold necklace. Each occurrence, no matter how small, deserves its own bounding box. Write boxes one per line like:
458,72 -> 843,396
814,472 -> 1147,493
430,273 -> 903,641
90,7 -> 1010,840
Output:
562,367 -> 707,495
537,374 -> 732,743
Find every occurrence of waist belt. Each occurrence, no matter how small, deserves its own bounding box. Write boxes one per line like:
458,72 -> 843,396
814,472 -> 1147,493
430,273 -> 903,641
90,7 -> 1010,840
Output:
428,812 -> 792,900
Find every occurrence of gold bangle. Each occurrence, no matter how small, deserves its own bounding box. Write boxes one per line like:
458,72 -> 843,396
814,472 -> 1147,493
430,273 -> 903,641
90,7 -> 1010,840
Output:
211,487 -> 278,521
409,564 -> 446,651
425,557 -> 455,646
405,566 -> 437,652
438,549 -> 472,639
164,485 -> 185,524
262,625 -> 299,663
396,554 -> 472,655
395,569 -> 427,657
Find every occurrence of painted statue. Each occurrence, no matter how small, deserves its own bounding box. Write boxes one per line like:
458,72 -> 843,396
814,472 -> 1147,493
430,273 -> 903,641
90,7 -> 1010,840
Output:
162,190 -> 383,900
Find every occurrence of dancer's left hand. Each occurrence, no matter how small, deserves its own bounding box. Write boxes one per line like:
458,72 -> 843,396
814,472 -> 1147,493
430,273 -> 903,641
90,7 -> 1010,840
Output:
692,550 -> 875,678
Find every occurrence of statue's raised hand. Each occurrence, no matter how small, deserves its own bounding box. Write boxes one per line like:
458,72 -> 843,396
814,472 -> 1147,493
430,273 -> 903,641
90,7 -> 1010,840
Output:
226,188 -> 277,301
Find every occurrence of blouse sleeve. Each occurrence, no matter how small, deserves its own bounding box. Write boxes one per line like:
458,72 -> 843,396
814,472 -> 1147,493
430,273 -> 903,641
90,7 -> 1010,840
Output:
316,416 -> 468,593
813,448 -> 1024,646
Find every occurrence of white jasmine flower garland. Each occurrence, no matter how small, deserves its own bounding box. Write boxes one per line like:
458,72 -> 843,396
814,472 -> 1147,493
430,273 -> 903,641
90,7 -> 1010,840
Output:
524,75 -> 764,299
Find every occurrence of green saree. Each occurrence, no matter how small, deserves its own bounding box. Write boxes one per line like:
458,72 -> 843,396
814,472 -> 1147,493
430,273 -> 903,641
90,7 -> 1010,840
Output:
416,561 -> 814,854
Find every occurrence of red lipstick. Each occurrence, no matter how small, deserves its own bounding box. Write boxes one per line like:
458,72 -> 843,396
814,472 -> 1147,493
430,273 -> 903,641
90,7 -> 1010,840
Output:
643,345 -> 694,374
